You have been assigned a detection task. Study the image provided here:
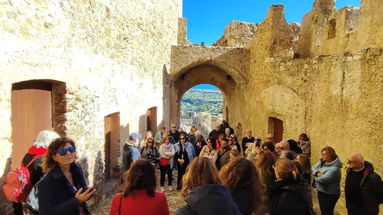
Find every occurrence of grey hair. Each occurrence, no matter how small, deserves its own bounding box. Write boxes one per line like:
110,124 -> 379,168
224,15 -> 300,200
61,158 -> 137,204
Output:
33,130 -> 60,148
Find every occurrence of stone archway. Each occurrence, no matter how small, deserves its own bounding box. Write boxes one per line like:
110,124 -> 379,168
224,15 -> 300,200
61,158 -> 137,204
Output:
169,63 -> 245,127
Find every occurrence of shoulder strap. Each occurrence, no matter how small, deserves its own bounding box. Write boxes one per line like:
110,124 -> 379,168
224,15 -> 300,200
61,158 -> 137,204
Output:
118,193 -> 123,215
24,154 -> 43,168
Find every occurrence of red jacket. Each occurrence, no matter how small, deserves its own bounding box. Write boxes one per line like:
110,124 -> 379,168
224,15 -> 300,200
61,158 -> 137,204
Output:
110,190 -> 169,215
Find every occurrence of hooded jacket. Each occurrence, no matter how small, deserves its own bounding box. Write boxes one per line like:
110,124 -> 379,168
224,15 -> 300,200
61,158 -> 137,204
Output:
269,179 -> 312,215
346,161 -> 383,215
312,157 -> 343,195
176,184 -> 242,215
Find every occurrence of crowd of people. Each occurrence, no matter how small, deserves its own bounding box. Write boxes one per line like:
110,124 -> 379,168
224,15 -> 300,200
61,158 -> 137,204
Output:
5,121 -> 383,215
118,121 -> 383,215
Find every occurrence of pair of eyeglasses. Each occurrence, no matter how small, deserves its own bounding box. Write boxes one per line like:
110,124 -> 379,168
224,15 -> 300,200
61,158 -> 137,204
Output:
179,137 -> 186,140
58,146 -> 75,156
148,141 -> 154,143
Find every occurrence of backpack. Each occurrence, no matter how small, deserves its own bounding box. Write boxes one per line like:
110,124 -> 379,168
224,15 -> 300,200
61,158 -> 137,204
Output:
2,155 -> 43,203
26,174 -> 46,212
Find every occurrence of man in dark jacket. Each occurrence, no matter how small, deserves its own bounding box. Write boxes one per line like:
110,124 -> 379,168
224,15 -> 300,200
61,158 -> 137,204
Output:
169,124 -> 180,143
345,153 -> 383,215
209,125 -> 221,140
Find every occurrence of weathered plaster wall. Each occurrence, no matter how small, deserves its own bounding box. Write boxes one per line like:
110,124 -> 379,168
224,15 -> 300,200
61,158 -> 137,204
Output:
0,0 -> 180,211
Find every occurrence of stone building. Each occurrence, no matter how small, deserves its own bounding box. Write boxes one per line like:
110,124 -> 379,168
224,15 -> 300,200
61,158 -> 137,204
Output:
0,0 -> 382,213
0,0 -> 182,213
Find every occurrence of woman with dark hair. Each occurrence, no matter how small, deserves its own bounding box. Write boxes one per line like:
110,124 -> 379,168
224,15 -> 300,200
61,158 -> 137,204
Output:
110,159 -> 169,215
228,134 -> 241,153
254,150 -> 277,213
38,137 -> 94,215
176,157 -> 242,215
199,137 -> 217,160
262,141 -> 275,152
269,158 -> 312,215
219,158 -> 263,215
298,133 -> 311,156
140,137 -> 160,166
287,139 -> 302,155
10,130 -> 59,215
312,146 -> 342,215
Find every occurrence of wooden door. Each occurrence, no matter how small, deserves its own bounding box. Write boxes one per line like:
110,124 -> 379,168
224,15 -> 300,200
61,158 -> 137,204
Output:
104,112 -> 120,179
147,107 -> 157,134
11,89 -> 52,168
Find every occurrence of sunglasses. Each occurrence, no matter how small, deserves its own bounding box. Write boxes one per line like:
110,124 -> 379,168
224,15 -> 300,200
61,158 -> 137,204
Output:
179,137 -> 186,140
58,146 -> 76,156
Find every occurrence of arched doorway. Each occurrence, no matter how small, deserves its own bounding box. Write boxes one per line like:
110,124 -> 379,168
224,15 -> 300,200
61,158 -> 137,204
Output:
180,84 -> 223,136
170,64 -> 237,128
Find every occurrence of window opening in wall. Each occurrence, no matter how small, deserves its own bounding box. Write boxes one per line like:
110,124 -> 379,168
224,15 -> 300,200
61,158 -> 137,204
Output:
328,19 -> 336,39
180,84 -> 223,138
268,117 -> 283,143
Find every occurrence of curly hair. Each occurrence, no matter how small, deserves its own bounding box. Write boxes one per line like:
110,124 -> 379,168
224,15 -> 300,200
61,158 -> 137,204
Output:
219,158 -> 263,213
180,157 -> 220,200
41,137 -> 76,173
123,159 -> 156,197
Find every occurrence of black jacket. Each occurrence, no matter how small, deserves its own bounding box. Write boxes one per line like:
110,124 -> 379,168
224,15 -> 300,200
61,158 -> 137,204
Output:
346,161 -> 383,215
269,179 -> 312,215
38,163 -> 90,215
176,184 -> 242,215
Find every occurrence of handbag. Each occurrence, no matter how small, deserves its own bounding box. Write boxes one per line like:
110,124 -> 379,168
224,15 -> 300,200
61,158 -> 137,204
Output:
159,158 -> 169,167
118,193 -> 123,215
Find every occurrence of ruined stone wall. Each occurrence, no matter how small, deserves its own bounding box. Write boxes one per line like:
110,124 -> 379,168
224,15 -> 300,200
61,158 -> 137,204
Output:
296,0 -> 383,58
0,0 -> 180,210
214,21 -> 258,48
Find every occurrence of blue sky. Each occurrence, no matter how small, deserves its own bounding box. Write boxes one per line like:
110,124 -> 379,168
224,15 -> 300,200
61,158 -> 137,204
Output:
184,0 -> 360,45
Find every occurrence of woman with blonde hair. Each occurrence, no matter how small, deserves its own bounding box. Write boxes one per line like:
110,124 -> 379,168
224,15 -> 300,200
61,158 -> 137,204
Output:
140,136 -> 160,166
219,158 -> 263,215
176,157 -> 242,215
269,158 -> 312,215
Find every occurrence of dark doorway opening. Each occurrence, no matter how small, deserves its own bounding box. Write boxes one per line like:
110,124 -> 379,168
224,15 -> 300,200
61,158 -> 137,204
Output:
147,107 -> 157,134
104,112 -> 120,179
268,117 -> 283,143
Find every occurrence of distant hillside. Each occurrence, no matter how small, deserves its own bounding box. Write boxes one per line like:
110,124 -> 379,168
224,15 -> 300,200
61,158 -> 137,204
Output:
181,89 -> 223,115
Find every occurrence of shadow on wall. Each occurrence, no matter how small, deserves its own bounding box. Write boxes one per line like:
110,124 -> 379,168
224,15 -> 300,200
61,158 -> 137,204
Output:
0,158 -> 12,214
90,151 -> 104,208
163,64 -> 170,129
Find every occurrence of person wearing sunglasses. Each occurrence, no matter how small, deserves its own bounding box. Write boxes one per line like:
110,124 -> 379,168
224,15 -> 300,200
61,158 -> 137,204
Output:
38,137 -> 94,215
